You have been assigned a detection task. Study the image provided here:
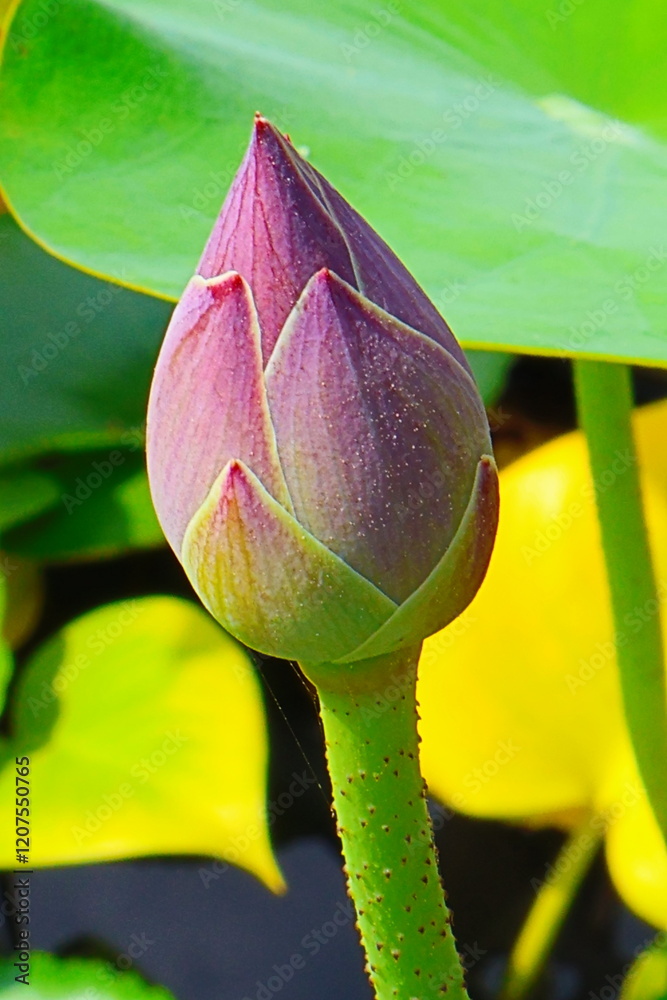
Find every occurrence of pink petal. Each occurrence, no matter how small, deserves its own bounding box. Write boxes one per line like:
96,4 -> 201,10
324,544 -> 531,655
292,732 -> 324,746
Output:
198,116 -> 468,368
197,118 -> 357,364
265,270 -> 491,603
146,272 -> 289,552
181,460 -> 397,662
338,456 -> 500,662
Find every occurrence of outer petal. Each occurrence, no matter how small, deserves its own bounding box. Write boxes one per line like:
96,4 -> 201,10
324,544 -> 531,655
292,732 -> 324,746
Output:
308,155 -> 470,371
338,455 -> 499,662
265,269 -> 490,603
146,272 -> 290,552
197,115 -> 468,367
198,118 -> 358,363
417,405 -> 667,826
181,459 -> 397,662
418,430 -> 626,823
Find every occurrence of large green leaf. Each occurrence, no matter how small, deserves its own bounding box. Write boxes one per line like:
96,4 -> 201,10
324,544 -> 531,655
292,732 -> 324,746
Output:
0,468 -> 60,532
1,449 -> 163,561
0,214 -> 172,466
0,597 -> 284,890
0,953 -> 177,999
0,0 -> 665,364
0,212 -> 170,557
0,570 -> 14,710
465,350 -> 513,406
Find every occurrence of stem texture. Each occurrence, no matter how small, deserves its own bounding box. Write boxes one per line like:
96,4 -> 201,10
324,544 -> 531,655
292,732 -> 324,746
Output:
303,649 -> 469,1000
573,360 -> 667,846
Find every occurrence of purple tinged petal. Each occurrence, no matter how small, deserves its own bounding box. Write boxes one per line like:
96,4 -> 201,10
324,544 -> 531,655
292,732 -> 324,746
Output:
307,164 -> 470,371
265,269 -> 491,604
146,272 -> 290,553
147,114 -> 498,660
336,456 -> 500,663
197,117 -> 357,365
181,459 -> 397,662
197,115 -> 468,368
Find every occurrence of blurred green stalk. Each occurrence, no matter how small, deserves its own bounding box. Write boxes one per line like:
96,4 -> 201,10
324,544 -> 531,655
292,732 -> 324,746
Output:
573,360 -> 667,847
500,822 -> 601,1000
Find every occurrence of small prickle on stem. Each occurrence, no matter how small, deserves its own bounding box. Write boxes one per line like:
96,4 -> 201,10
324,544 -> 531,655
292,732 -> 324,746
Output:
302,648 -> 470,1000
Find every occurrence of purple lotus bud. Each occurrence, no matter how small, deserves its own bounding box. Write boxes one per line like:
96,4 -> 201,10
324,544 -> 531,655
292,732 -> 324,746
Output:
147,116 -> 498,666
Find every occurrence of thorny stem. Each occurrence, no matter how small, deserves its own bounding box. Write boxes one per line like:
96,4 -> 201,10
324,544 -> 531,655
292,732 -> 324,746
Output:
302,648 -> 470,1000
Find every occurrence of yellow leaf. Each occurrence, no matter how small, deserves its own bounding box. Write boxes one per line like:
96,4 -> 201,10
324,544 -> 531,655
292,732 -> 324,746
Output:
1,596 -> 284,892
606,773 -> 667,930
418,400 -> 667,925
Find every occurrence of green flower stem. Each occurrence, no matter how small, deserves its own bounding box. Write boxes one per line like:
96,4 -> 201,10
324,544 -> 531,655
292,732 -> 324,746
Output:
573,360 -> 667,847
302,648 -> 469,1000
500,821 -> 602,1000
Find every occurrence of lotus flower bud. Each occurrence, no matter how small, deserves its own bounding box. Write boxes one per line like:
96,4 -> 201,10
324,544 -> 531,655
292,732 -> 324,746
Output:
147,116 -> 498,666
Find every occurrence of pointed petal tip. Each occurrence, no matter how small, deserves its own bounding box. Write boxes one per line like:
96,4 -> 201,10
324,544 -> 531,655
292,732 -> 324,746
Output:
189,271 -> 255,312
467,455 -> 500,552
251,113 -> 293,156
193,269 -> 243,289
480,453 -> 498,477
299,266 -> 409,328
307,266 -> 351,297
300,268 -> 370,323
479,453 -> 500,506
211,269 -> 242,284
217,459 -> 259,515
223,457 -> 245,486
312,266 -> 335,287
205,270 -> 246,297
253,112 -> 284,136
252,112 -> 272,138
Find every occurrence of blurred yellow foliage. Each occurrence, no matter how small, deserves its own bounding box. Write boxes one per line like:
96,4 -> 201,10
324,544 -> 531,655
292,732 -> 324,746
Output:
0,596 -> 284,892
419,399 -> 667,929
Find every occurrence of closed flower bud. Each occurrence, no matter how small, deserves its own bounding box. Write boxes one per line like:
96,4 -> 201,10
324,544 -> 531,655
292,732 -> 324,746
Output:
147,115 -> 498,666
